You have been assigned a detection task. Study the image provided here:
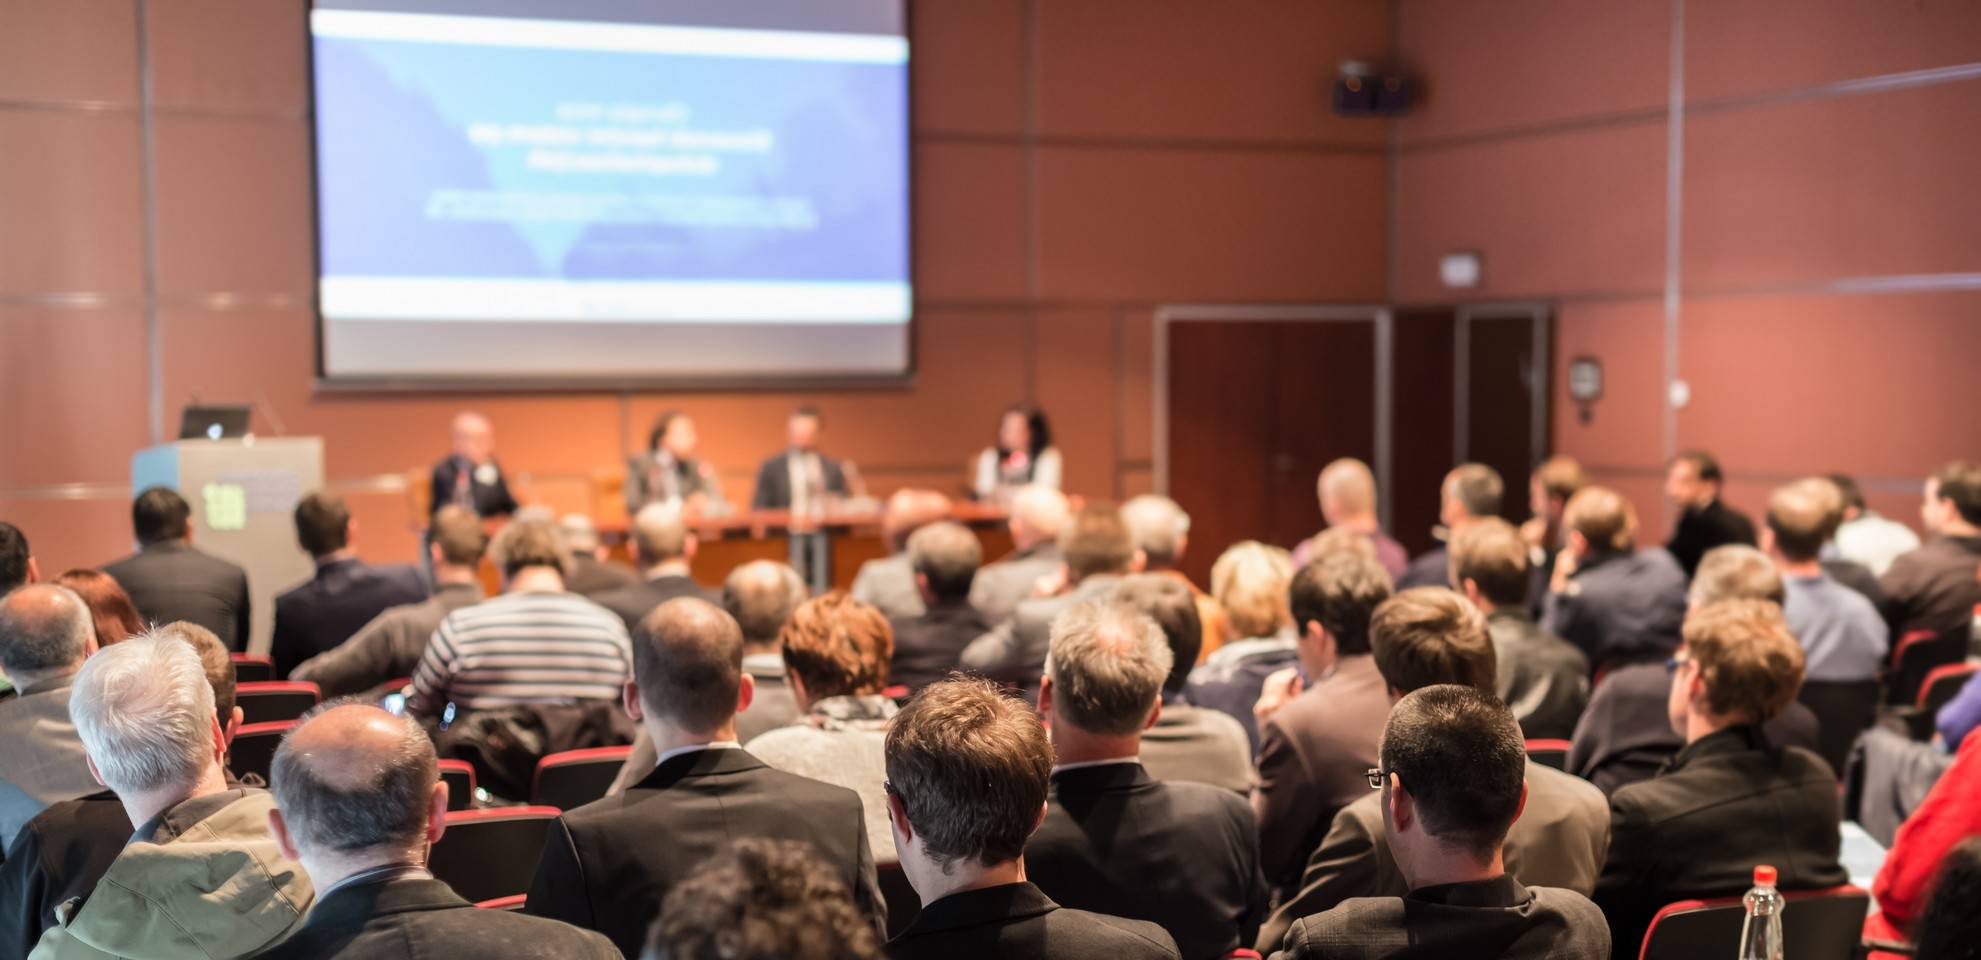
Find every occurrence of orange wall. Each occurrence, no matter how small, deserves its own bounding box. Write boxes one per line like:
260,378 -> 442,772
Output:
1391,0 -> 1981,536
0,0 -> 1393,575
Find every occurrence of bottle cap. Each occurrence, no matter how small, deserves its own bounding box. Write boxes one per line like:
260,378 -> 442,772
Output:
1753,865 -> 1777,886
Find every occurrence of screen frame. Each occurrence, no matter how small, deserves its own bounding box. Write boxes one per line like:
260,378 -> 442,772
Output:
304,0 -> 917,393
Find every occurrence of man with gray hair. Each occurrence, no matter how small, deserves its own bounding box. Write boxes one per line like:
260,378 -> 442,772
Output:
850,489 -> 951,620
889,521 -> 991,693
594,503 -> 713,631
1398,463 -> 1505,590
258,703 -> 616,959
557,513 -> 640,599
1027,601 -> 1268,960
30,634 -> 312,958
971,485 -> 1072,623
1122,494 -> 1234,655
0,585 -> 100,849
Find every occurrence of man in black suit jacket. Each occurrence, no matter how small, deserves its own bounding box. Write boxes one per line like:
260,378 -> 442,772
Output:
102,487 -> 252,649
526,598 -> 883,957
260,703 -> 616,960
1027,601 -> 1268,959
1593,599 -> 1848,958
1664,451 -> 1758,579
752,406 -> 852,511
883,678 -> 1180,960
271,493 -> 427,678
1271,685 -> 1609,960
887,521 -> 991,693
592,504 -> 713,631
426,412 -> 519,519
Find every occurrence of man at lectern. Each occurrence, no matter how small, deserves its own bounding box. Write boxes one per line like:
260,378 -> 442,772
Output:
428,411 -> 518,519
626,412 -> 729,516
751,405 -> 855,512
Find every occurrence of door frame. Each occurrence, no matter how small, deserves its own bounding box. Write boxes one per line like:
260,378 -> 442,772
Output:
1452,301 -> 1552,470
1153,305 -> 1397,532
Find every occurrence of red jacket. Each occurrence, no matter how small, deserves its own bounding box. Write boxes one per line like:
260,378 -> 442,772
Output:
1867,732 -> 1981,940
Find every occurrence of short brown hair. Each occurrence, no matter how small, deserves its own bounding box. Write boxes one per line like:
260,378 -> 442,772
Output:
1446,464 -> 1504,519
1765,479 -> 1839,563
1932,460 -> 1981,526
429,505 -> 487,567
491,518 -> 568,580
634,599 -> 745,732
151,621 -> 236,730
1681,599 -> 1804,722
1045,602 -> 1173,736
1060,504 -> 1136,580
779,593 -> 893,701
294,492 -> 351,557
1534,456 -> 1586,504
1563,486 -> 1637,552
1448,518 -> 1530,608
1288,550 -> 1392,656
884,678 -> 1052,871
1369,588 -> 1496,696
1690,545 -> 1784,608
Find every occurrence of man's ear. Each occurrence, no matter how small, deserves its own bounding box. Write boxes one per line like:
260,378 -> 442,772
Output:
425,781 -> 449,847
622,680 -> 644,722
1509,780 -> 1529,829
1757,526 -> 1776,556
1129,549 -> 1148,574
1387,773 -> 1414,834
85,754 -> 105,788
268,808 -> 301,863
428,542 -> 444,569
1567,529 -> 1590,557
223,706 -> 244,749
24,557 -> 38,585
1460,578 -> 1483,606
736,670 -> 757,715
1143,696 -> 1162,732
885,791 -> 914,844
1036,674 -> 1055,728
208,713 -> 227,765
684,533 -> 698,561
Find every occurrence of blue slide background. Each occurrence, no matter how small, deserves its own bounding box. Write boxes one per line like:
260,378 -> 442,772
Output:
313,34 -> 908,284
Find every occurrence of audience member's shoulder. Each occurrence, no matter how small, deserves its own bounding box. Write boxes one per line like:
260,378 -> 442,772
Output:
1054,906 -> 1182,958
1528,758 -> 1605,805
476,905 -> 622,955
1528,884 -> 1609,948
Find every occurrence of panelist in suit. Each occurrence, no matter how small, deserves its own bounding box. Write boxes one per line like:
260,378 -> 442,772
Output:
1026,601 -> 1269,959
1269,685 -> 1610,960
593,503 -> 713,631
525,598 -> 883,957
752,405 -> 855,511
970,406 -> 1062,504
427,411 -> 518,520
882,677 -> 1181,960
961,504 -> 1143,700
625,412 -> 729,516
101,486 -> 252,650
258,703 -> 618,960
270,493 -> 427,679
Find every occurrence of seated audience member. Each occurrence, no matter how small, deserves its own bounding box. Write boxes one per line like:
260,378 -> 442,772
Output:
607,561 -> 809,795
1593,599 -> 1846,958
1801,477 -> 1887,610
969,486 -> 1070,624
271,492 -> 426,678
1827,472 -> 1920,578
1398,463 -> 1504,590
1521,456 -> 1587,614
1182,541 -> 1301,753
558,513 -> 640,598
961,503 -> 1142,697
1112,575 -> 1253,794
1250,551 -> 1395,895
0,586 -> 100,849
1764,479 -> 1888,683
889,521 -> 990,693
31,635 -> 312,958
747,593 -> 900,861
642,838 -> 883,960
851,489 -> 952,620
1027,601 -> 1268,959
1880,461 -> 1981,638
594,504 -> 714,631
51,570 -> 143,646
1257,588 -> 1608,954
1291,458 -> 1408,580
100,487 -> 251,650
1121,494 -> 1233,657
527,598 -> 881,956
1450,518 -> 1588,740
1865,730 -> 1981,946
1,522 -> 39,593
1542,486 -> 1689,670
0,621 -> 241,957
1907,837 -> 1981,960
291,505 -> 486,698
971,406 -> 1063,503
1937,668 -> 1981,750
1664,449 -> 1759,578
882,678 -> 1179,959
428,411 -> 519,520
1566,546 -> 1820,794
752,405 -> 855,512
405,520 -> 631,727
258,703 -> 617,959
1268,685 -> 1610,960
626,412 -> 729,516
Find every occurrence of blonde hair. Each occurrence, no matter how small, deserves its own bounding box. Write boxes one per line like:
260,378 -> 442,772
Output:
1210,541 -> 1295,639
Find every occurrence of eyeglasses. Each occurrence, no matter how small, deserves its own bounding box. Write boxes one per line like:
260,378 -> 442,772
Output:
1365,767 -> 1386,790
1665,650 -> 1692,674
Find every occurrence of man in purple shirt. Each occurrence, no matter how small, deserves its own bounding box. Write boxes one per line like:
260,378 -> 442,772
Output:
1290,458 -> 1407,581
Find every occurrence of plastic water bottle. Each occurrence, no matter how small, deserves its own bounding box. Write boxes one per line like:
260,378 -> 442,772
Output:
1738,864 -> 1784,960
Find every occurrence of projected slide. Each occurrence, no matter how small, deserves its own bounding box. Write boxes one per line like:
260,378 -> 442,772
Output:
311,0 -> 910,382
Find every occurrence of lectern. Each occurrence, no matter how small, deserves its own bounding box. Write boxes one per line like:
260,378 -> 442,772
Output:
131,438 -> 325,655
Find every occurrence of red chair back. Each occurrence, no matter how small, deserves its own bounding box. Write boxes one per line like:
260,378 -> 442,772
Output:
235,681 -> 322,724
531,746 -> 633,811
229,653 -> 275,684
437,759 -> 477,811
1918,662 -> 1979,714
1525,739 -> 1572,771
1638,885 -> 1869,960
227,720 -> 297,782
475,894 -> 526,911
1888,629 -> 1965,706
428,807 -> 561,904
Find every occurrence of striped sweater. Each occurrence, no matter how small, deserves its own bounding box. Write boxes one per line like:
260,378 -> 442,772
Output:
406,591 -> 632,721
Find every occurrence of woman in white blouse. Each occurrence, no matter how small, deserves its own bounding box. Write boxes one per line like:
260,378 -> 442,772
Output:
971,405 -> 1061,503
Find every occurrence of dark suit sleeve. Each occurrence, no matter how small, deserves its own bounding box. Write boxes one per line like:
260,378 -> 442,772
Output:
233,568 -> 252,654
1592,792 -> 1652,950
1255,802 -> 1376,953
488,463 -> 519,516
524,818 -> 594,931
1251,716 -> 1315,891
0,826 -> 49,960
270,601 -> 299,680
849,816 -> 887,941
429,462 -> 451,518
1235,801 -> 1271,951
752,458 -> 778,510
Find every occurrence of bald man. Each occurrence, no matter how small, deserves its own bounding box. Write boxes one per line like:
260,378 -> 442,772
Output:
526,598 -> 883,956
429,411 -> 518,519
261,704 -> 617,959
850,489 -> 952,619
1291,459 -> 1408,580
0,584 -> 100,848
972,486 -> 1073,624
593,503 -> 714,631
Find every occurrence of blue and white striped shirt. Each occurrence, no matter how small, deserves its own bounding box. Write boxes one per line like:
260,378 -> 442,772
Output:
406,591 -> 632,721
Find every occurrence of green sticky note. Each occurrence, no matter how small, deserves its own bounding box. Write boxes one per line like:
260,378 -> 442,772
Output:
203,482 -> 249,531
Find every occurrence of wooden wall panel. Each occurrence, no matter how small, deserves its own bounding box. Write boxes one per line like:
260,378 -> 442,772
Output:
0,307 -> 149,487
1033,309 -> 1118,499
1688,0 -> 1981,102
148,0 -> 308,113
907,0 -> 1027,136
151,117 -> 314,297
0,0 -> 137,105
0,112 -> 144,296
1548,300 -> 1665,473
913,144 -> 1029,301
0,498 -> 131,581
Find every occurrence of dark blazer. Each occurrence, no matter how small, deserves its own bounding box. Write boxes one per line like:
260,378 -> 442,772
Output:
1593,725 -> 1847,959
250,874 -> 616,960
0,790 -> 132,960
1565,661 -> 1822,796
960,575 -> 1124,697
751,451 -> 850,510
1252,654 -> 1391,893
888,601 -> 992,693
1027,763 -> 1267,960
270,558 -> 428,679
1878,535 -> 1981,637
561,555 -> 640,600
1665,499 -> 1757,579
1270,875 -> 1609,960
427,455 -> 519,519
887,881 -> 1180,960
1394,545 -> 1451,591
1542,548 -> 1689,670
526,746 -> 883,958
591,572 -> 713,632
102,541 -> 251,650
